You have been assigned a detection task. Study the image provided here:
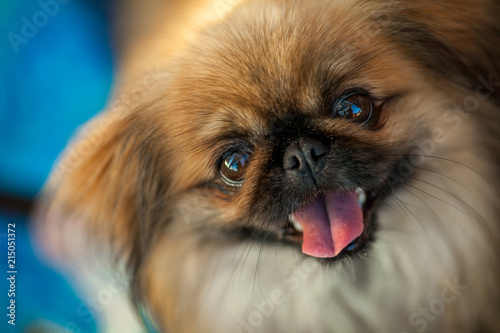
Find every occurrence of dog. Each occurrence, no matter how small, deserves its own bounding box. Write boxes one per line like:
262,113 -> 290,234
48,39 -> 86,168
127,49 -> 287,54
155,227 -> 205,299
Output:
35,0 -> 500,332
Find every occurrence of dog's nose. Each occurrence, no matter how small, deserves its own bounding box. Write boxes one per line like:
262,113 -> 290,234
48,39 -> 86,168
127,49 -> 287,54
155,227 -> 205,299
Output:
283,138 -> 327,177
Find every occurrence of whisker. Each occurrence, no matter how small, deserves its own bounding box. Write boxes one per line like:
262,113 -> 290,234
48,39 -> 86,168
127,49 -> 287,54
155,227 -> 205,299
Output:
385,189 -> 429,237
411,165 -> 470,193
410,176 -> 484,221
252,219 -> 274,295
398,185 -> 442,224
402,182 -> 469,216
378,199 -> 407,219
385,153 -> 488,184
239,237 -> 257,296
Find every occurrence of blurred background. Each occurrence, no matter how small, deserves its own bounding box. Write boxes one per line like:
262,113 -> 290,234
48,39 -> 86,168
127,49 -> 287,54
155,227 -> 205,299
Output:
0,0 -> 115,331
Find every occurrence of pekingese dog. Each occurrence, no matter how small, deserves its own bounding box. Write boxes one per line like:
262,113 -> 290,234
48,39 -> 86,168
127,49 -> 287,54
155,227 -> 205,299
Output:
35,0 -> 500,332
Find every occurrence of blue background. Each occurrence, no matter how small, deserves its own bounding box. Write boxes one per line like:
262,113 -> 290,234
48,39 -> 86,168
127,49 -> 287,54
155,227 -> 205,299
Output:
0,0 -> 115,331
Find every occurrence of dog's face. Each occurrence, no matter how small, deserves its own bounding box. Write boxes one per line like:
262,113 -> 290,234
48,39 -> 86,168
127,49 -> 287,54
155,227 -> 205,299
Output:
156,2 -> 435,256
141,0 -> 478,261
39,1 -> 500,332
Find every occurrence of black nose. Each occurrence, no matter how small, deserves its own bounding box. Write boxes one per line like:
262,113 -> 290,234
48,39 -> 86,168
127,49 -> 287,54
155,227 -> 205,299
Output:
283,138 -> 327,177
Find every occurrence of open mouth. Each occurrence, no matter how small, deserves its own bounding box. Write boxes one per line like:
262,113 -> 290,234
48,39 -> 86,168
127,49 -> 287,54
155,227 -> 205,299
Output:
282,187 -> 378,259
227,187 -> 380,261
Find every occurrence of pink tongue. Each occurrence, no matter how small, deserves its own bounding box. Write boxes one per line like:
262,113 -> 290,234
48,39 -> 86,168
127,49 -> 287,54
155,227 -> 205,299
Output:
292,191 -> 364,258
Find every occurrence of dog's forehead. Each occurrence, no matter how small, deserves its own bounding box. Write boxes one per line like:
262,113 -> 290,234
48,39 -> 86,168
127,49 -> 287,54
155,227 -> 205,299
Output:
172,0 -> 415,147
186,2 -> 390,119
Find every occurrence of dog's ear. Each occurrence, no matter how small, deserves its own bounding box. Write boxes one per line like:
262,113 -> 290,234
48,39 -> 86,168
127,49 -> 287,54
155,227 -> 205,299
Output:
36,110 -> 171,269
385,0 -> 500,88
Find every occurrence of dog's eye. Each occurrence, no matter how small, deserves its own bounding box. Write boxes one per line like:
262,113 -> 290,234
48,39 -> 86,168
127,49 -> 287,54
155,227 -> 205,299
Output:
220,150 -> 251,186
334,93 -> 373,125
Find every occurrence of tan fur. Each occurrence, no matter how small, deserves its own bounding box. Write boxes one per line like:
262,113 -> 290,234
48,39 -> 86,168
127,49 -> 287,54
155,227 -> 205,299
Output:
35,0 -> 500,332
